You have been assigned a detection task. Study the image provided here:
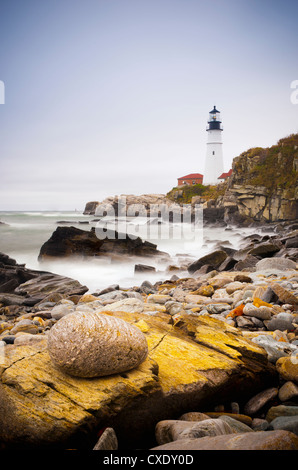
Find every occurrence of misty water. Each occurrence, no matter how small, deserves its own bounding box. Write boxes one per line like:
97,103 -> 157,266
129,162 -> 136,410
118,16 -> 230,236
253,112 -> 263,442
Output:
0,211 -> 264,293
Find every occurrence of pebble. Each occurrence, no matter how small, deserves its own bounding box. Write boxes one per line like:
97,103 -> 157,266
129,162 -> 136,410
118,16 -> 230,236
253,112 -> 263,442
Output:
93,427 -> 118,450
251,418 -> 271,431
147,294 -> 172,304
270,416 -> 298,435
251,335 -> 298,363
275,356 -> 298,383
151,430 -> 298,450
100,298 -> 144,313
266,312 -> 295,331
266,405 -> 298,422
243,387 -> 279,416
243,303 -> 272,320
155,419 -> 234,445
278,381 -> 298,401
10,319 -> 39,335
50,300 -> 75,320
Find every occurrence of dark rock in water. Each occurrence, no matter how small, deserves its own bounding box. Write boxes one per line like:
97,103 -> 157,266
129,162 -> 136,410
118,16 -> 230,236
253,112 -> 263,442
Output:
0,253 -> 41,294
56,220 -> 89,225
188,250 -> 228,274
38,226 -> 169,260
83,201 -> 99,215
0,252 -> 88,301
0,253 -> 17,266
135,264 -> 156,273
203,207 -> 225,224
94,284 -> 120,296
248,242 -> 281,258
218,256 -> 237,272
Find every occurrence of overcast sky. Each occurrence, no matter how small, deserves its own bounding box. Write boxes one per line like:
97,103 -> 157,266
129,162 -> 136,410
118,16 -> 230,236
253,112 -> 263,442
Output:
0,0 -> 297,211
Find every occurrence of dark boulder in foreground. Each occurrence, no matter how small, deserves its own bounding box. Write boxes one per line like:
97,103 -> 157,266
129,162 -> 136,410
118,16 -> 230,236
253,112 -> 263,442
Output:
38,226 -> 169,261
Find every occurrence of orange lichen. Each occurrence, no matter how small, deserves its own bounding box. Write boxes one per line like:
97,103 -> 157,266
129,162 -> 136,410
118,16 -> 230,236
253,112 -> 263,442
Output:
226,304 -> 245,318
253,297 -> 272,308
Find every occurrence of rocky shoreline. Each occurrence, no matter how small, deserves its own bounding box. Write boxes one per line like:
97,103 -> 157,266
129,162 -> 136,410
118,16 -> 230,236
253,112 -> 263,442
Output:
0,220 -> 298,450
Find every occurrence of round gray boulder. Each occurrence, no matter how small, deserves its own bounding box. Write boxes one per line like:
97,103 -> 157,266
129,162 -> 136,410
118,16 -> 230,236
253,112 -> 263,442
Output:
47,311 -> 148,377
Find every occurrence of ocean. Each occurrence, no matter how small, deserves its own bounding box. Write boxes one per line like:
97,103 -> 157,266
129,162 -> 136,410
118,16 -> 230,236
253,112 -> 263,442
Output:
0,211 -> 264,293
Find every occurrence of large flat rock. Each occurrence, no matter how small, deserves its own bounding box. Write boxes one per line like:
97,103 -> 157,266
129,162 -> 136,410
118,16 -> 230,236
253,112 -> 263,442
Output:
0,312 -> 277,449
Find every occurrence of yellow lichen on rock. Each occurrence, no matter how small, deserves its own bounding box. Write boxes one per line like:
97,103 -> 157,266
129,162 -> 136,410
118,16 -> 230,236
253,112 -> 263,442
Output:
0,310 -> 276,448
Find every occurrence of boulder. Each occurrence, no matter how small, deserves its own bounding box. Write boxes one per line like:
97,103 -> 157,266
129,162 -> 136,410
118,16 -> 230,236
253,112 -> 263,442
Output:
256,257 -> 297,271
14,273 -> 88,299
83,201 -> 100,215
155,419 -> 234,445
233,255 -> 259,271
134,264 -> 156,273
0,312 -> 276,449
188,250 -> 228,274
0,253 -> 42,294
248,242 -> 280,257
38,226 -> 169,260
47,311 -> 149,378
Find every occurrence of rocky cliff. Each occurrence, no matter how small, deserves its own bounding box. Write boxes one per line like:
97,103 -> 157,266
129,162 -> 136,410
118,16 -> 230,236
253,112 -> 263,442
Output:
83,134 -> 298,225
220,134 -> 298,224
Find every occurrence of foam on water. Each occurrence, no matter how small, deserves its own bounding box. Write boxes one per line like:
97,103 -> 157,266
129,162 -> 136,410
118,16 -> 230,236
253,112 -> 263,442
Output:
0,211 -> 264,292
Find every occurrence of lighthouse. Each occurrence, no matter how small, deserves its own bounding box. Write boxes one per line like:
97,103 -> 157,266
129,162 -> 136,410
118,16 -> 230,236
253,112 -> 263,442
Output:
203,106 -> 224,185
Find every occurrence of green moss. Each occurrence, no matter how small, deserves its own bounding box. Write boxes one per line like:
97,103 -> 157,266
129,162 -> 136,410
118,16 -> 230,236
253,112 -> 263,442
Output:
166,183 -> 227,204
234,133 -> 298,196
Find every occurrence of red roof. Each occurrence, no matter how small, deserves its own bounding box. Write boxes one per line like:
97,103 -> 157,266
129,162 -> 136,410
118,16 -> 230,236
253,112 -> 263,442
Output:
178,173 -> 203,180
218,169 -> 232,179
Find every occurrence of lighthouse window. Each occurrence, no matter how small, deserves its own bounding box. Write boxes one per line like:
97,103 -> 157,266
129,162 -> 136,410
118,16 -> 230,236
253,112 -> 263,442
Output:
212,151 -> 215,155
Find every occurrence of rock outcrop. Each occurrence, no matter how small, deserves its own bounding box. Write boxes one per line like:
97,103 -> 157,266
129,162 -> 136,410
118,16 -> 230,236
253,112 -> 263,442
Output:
221,134 -> 298,223
38,226 -> 169,261
84,194 -> 174,216
0,252 -> 88,301
0,311 -> 276,449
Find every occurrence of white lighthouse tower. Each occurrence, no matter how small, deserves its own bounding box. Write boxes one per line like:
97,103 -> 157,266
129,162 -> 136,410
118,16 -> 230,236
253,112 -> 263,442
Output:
203,106 -> 224,185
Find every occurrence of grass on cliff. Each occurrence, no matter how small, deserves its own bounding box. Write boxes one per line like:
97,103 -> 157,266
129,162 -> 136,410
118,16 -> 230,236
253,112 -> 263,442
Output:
166,183 -> 227,204
240,133 -> 298,196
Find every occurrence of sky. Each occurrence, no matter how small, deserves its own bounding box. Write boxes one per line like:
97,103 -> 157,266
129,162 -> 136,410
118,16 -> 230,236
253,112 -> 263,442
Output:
0,0 -> 297,211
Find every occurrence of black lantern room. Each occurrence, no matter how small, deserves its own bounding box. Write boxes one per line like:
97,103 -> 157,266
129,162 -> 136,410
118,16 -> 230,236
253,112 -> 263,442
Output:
206,106 -> 223,131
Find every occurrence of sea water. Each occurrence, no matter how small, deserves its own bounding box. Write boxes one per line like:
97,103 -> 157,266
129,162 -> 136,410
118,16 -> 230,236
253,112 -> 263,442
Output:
0,211 -> 264,293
